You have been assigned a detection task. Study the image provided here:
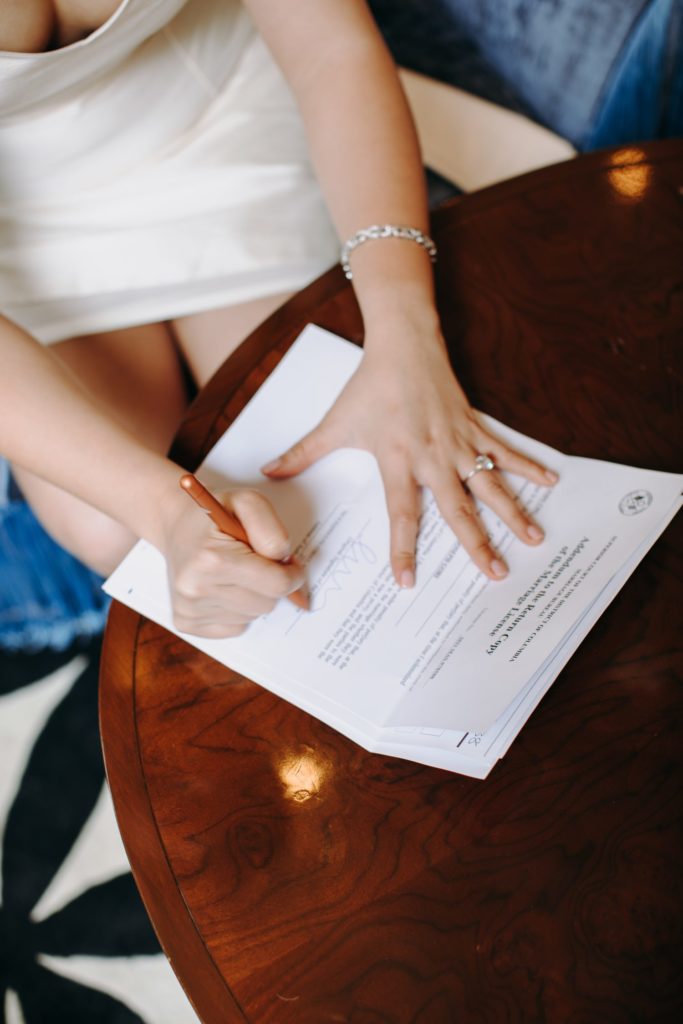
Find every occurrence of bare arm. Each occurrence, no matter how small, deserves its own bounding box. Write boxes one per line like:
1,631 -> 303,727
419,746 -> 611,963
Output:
0,314 -> 177,545
246,0 -> 556,584
0,315 -> 303,634
243,0 -> 433,319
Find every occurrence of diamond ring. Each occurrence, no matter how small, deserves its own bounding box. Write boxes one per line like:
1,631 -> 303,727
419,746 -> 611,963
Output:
463,453 -> 496,484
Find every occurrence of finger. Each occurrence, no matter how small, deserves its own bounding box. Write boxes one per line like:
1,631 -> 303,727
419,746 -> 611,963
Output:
214,548 -> 305,602
173,616 -> 249,640
381,461 -> 420,588
260,422 -> 335,479
468,467 -> 545,545
226,489 -> 292,561
476,433 -> 559,486
429,473 -> 508,580
173,542 -> 303,605
214,587 -> 279,618
173,586 -> 277,622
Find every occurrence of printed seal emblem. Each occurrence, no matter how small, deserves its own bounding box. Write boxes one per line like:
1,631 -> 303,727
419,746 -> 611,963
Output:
619,490 -> 653,516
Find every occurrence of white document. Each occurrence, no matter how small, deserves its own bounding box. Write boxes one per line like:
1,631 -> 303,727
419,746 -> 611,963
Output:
105,326 -> 682,779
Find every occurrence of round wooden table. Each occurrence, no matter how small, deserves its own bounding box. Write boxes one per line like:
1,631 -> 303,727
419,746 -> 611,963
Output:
100,140 -> 683,1024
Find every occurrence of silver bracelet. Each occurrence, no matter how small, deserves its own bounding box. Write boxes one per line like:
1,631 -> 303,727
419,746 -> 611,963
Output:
340,224 -> 438,280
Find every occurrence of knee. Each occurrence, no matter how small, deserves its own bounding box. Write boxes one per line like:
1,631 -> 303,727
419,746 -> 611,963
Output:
12,467 -> 138,577
59,510 -> 136,577
28,500 -> 136,577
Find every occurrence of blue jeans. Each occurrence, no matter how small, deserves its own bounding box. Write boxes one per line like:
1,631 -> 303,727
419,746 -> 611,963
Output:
370,0 -> 682,148
587,0 -> 683,147
0,460 -> 109,652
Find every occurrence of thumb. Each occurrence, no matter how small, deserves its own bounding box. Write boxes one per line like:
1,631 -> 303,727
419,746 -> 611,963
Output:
260,424 -> 334,479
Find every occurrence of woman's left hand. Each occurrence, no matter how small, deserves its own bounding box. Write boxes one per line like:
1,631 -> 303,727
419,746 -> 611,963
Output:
261,320 -> 557,587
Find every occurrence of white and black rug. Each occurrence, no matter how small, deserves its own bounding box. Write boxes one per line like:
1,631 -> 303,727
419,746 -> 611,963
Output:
0,638 -> 199,1024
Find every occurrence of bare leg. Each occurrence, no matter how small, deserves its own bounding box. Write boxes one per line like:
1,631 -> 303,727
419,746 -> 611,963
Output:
12,322 -> 189,575
172,291 -> 293,387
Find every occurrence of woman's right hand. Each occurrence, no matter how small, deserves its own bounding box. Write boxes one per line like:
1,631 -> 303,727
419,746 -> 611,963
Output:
162,487 -> 304,639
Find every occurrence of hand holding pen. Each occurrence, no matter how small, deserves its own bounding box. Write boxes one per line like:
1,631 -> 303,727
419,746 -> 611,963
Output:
179,473 -> 309,614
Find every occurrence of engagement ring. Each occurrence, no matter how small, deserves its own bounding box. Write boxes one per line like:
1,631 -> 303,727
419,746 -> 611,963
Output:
463,453 -> 496,483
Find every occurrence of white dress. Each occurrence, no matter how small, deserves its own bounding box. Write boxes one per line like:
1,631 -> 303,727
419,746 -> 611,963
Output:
0,0 -> 339,344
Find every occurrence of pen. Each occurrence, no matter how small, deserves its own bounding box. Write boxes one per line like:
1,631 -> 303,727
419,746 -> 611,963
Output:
179,473 -> 309,611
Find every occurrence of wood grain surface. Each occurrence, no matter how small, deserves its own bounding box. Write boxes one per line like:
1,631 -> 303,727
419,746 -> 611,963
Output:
100,141 -> 683,1024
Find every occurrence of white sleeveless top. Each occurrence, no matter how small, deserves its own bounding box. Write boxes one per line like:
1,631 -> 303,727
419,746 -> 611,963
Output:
0,0 -> 338,343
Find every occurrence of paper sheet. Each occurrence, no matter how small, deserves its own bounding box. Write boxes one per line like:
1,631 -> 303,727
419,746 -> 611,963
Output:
105,326 -> 682,777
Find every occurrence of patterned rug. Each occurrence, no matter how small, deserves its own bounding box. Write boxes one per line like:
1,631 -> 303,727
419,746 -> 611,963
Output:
0,638 -> 199,1023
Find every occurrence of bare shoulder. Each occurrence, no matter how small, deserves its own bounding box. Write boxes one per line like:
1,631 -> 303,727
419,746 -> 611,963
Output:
0,0 -> 55,53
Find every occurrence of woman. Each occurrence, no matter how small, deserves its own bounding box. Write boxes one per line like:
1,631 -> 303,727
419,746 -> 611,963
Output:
0,0 -> 556,640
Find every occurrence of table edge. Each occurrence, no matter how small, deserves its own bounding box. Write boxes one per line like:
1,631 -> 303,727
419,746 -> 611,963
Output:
99,604 -> 249,1024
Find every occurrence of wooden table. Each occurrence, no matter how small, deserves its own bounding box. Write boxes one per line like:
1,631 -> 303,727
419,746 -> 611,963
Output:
100,140 -> 683,1024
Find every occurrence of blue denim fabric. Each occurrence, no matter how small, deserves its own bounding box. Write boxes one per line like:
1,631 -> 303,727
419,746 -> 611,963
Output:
662,0 -> 683,133
0,459 -> 110,652
368,0 -> 531,116
588,0 -> 681,146
371,0 -> 682,149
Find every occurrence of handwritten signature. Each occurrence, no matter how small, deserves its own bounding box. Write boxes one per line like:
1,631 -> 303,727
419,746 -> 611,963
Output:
309,521 -> 377,613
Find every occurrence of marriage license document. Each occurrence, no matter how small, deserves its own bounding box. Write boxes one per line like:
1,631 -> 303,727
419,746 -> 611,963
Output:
105,326 -> 682,778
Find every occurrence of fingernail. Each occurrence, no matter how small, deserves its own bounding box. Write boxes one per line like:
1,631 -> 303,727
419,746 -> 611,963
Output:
491,559 -> 508,578
400,568 -> 415,589
545,470 -> 559,484
261,457 -> 283,474
527,524 -> 544,541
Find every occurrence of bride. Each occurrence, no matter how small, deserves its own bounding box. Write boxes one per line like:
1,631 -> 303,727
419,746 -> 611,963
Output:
0,0 -> 555,640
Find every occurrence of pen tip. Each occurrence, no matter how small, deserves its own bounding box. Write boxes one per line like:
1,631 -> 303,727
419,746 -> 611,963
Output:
289,588 -> 310,611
